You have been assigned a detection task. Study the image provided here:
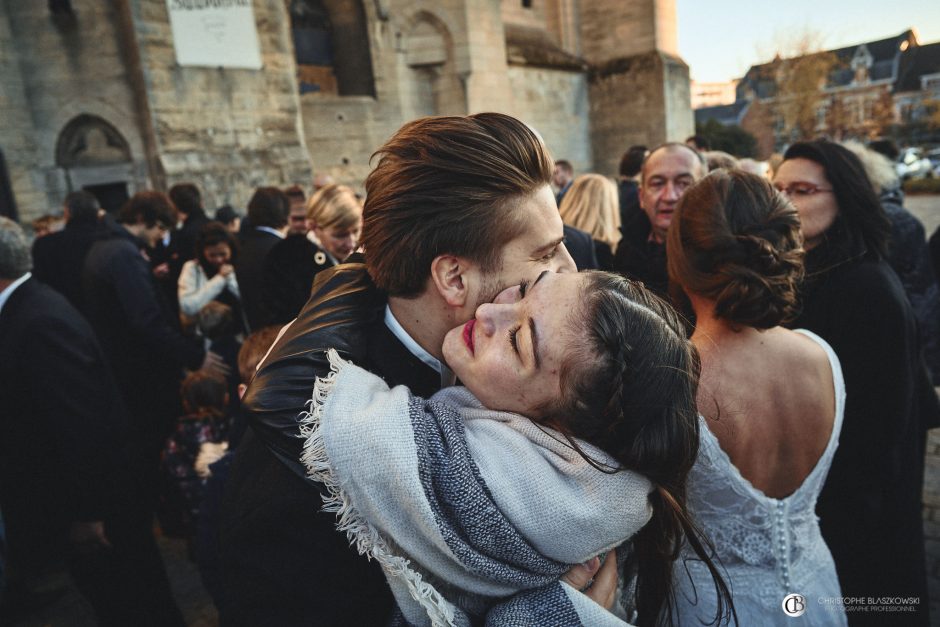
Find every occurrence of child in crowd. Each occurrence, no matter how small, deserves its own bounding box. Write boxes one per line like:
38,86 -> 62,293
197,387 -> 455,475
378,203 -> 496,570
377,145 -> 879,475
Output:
198,301 -> 241,409
195,326 -> 281,606
160,371 -> 231,540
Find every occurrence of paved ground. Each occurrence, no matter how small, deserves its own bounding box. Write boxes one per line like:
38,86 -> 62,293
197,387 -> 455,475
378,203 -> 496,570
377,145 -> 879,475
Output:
5,195 -> 940,626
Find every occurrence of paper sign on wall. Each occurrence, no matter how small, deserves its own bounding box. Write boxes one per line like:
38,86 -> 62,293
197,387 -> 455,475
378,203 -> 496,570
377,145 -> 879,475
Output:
165,0 -> 263,69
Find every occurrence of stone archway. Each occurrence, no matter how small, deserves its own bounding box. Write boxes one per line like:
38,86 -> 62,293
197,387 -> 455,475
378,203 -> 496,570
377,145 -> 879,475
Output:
55,114 -> 134,213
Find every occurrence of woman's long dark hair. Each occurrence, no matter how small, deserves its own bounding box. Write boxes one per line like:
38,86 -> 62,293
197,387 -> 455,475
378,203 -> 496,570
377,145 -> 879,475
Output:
782,140 -> 890,274
542,272 -> 735,626
195,221 -> 239,278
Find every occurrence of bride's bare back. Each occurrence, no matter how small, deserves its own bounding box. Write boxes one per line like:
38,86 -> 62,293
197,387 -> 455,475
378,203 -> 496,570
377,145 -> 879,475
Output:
694,325 -> 836,499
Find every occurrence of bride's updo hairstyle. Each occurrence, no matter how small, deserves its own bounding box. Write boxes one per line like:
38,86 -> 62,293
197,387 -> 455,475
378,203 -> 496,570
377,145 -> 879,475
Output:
667,169 -> 804,329
539,272 -> 734,626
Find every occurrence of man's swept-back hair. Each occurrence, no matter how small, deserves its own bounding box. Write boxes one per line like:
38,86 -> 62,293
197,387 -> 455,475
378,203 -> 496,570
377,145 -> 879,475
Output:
362,113 -> 553,297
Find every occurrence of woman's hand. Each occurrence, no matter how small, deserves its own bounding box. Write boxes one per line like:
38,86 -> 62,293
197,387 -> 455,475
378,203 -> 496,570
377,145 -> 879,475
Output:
218,263 -> 235,277
561,552 -> 618,610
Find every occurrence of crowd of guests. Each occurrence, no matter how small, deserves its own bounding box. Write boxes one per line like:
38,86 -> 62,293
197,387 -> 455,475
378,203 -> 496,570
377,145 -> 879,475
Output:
0,112 -> 937,627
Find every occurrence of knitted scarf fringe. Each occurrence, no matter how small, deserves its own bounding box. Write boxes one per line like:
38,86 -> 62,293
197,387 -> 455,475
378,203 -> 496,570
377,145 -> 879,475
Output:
299,348 -> 459,627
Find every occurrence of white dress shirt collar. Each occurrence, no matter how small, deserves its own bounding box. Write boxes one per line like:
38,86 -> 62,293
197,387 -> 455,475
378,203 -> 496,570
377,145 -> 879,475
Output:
0,272 -> 31,317
384,305 -> 456,387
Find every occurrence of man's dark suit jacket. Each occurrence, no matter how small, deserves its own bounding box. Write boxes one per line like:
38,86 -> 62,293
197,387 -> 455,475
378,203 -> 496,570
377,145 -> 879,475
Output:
31,217 -> 106,312
612,211 -> 668,298
562,224 -> 598,271
235,228 -> 283,330
82,224 -> 204,449
0,278 -> 126,568
220,265 -> 439,625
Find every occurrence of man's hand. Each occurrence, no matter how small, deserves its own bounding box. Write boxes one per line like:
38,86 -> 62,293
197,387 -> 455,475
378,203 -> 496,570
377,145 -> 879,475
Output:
561,552 -> 618,610
201,350 -> 231,378
152,262 -> 170,279
68,521 -> 111,555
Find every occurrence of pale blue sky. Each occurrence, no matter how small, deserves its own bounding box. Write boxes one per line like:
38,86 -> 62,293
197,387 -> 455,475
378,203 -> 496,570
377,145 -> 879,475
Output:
676,0 -> 940,82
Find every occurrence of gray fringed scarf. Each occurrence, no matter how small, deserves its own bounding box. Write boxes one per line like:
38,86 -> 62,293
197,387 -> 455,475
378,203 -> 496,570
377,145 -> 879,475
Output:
301,349 -> 652,626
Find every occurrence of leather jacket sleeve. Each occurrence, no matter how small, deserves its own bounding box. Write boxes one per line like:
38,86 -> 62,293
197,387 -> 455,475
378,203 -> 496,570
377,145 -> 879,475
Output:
239,264 -> 384,478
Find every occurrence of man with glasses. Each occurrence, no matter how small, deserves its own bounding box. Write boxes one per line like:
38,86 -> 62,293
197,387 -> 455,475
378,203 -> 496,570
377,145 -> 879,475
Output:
613,142 -> 705,297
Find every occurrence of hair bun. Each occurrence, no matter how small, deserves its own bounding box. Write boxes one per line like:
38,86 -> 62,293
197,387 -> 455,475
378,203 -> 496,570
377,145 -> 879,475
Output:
714,231 -> 803,329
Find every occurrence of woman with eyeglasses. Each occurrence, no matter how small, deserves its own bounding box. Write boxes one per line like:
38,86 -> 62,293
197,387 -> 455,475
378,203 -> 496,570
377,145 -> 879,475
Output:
773,140 -> 939,625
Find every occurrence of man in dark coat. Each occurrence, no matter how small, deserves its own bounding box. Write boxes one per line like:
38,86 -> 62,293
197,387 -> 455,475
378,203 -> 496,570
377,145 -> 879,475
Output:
220,114 -> 614,626
235,187 -> 289,330
613,143 -> 704,298
167,183 -> 210,275
617,145 -> 647,232
562,223 -> 598,270
31,190 -> 105,311
0,217 -> 184,626
82,192 -> 221,504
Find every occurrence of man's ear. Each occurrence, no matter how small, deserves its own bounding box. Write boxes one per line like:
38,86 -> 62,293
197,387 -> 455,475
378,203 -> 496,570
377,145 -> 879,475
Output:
429,254 -> 473,308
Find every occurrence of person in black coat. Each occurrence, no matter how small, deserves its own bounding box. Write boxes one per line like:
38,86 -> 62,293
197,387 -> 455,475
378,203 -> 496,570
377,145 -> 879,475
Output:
31,190 -> 105,311
220,114 -> 615,626
262,184 -> 362,325
235,187 -> 289,330
775,140 -> 939,625
562,224 -> 598,270
82,192 -> 222,505
0,218 -> 184,626
617,145 -> 647,232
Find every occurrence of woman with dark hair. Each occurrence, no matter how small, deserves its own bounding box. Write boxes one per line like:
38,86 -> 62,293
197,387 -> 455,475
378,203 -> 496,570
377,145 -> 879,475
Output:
668,169 -> 845,625
301,271 -> 734,626
178,222 -> 244,332
773,140 -> 938,623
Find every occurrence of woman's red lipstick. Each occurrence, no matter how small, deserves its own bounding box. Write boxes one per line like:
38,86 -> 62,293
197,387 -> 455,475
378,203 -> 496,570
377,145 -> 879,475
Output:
462,319 -> 476,355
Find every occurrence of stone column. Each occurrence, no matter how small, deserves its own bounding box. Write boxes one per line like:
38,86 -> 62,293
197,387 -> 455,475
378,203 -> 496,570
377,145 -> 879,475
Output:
581,0 -> 693,175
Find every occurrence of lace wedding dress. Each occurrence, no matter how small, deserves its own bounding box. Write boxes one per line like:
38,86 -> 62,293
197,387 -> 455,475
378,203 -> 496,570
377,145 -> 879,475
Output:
674,330 -> 848,626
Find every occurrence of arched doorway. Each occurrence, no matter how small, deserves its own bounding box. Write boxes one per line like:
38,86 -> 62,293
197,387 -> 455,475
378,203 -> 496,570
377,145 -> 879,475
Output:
56,114 -> 134,214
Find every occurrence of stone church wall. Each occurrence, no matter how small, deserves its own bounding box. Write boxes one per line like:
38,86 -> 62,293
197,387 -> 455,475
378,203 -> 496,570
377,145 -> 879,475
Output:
2,1 -> 148,221
125,0 -> 311,211
506,66 -> 591,174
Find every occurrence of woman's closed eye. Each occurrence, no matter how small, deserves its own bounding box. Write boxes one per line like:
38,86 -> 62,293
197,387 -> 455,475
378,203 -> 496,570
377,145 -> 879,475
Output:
508,326 -> 520,353
518,279 -> 529,298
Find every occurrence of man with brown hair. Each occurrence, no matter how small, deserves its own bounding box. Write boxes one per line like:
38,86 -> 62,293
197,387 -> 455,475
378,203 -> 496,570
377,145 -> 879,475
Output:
220,113 -> 599,625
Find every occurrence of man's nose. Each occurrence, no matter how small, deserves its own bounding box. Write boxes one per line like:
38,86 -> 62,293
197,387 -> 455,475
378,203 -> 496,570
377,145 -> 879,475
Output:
553,244 -> 577,273
663,180 -> 682,201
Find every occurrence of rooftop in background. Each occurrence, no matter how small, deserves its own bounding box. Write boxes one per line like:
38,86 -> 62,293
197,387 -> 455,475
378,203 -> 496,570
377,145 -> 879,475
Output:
735,30 -> 922,101
676,0 -> 940,83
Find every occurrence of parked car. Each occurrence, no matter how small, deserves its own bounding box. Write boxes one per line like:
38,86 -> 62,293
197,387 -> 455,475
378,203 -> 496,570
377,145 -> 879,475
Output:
897,147 -> 935,180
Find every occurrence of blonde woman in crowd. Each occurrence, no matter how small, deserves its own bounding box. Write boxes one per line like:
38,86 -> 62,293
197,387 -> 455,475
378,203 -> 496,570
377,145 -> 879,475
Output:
558,174 -> 621,270
262,184 -> 363,325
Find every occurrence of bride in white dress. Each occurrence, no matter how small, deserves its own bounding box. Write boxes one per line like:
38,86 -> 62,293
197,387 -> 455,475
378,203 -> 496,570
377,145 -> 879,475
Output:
666,169 -> 847,626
